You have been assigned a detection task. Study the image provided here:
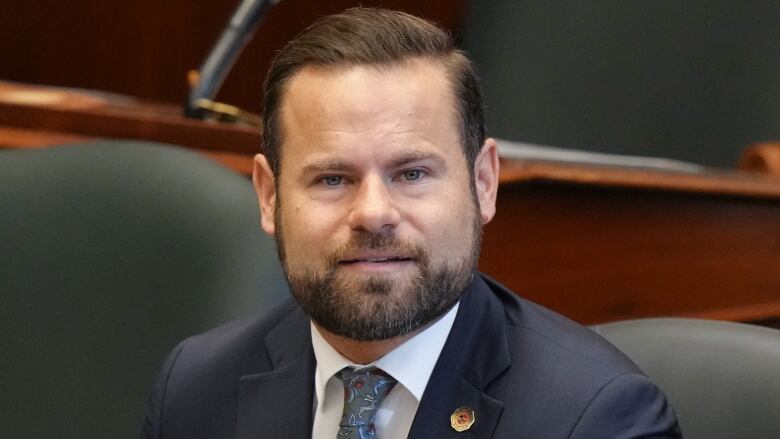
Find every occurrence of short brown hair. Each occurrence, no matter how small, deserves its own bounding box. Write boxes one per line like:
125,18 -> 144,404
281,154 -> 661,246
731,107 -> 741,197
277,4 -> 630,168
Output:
261,7 -> 485,175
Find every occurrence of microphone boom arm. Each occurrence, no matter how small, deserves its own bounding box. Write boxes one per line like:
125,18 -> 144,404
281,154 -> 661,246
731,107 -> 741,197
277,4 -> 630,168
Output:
185,0 -> 281,119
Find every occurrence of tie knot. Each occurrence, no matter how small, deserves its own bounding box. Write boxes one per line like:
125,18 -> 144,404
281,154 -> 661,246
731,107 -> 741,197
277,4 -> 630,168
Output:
337,367 -> 397,438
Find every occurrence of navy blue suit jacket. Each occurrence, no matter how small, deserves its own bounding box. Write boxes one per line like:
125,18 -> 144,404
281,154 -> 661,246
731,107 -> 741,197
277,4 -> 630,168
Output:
140,274 -> 681,438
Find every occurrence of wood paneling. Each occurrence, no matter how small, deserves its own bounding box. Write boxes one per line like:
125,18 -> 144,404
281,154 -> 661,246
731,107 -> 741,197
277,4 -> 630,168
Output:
481,174 -> 780,324
0,1 -> 465,112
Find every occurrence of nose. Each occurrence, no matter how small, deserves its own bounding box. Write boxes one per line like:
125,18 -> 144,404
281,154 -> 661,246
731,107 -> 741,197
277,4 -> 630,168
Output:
347,175 -> 401,233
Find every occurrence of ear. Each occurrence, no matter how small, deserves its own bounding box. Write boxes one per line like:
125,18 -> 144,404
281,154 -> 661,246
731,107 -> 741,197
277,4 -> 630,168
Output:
252,154 -> 277,236
473,138 -> 500,224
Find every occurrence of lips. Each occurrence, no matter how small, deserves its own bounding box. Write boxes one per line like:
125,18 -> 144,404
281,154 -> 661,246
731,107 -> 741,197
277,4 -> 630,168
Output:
340,255 -> 413,264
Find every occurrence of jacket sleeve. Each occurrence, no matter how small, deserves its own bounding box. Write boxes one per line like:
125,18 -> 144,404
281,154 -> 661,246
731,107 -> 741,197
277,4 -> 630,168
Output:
569,373 -> 683,439
138,340 -> 188,439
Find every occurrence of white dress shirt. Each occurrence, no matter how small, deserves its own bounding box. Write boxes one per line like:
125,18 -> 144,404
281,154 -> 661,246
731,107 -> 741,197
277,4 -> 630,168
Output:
310,302 -> 459,439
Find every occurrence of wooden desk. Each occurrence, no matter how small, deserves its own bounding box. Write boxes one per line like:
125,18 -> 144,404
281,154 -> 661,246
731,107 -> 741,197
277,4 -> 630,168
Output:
741,142 -> 780,177
3,81 -> 780,324
0,80 -> 257,174
483,160 -> 780,324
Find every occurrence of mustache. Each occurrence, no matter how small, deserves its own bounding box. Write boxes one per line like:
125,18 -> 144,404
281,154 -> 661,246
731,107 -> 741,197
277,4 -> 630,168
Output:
326,232 -> 427,266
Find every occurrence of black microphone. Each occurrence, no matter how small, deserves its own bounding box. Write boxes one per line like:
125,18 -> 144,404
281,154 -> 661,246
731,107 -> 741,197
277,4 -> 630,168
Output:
186,0 -> 282,118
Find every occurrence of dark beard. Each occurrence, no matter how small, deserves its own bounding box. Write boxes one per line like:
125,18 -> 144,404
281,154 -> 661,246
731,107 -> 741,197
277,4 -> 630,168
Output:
275,211 -> 482,341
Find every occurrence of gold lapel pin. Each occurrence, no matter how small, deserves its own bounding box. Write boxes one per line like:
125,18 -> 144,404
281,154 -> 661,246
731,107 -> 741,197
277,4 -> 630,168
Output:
450,406 -> 475,432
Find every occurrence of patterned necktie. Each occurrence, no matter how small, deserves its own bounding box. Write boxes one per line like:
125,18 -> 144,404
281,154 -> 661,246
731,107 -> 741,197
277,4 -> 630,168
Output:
337,366 -> 398,439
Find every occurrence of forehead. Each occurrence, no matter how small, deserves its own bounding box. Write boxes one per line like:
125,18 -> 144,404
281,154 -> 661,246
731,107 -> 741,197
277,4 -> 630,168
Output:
282,60 -> 453,117
276,59 -> 461,169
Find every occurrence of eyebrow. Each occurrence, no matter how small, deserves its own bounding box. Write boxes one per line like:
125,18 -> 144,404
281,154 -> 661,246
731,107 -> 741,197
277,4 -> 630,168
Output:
300,160 -> 356,175
300,150 -> 447,175
387,151 -> 447,169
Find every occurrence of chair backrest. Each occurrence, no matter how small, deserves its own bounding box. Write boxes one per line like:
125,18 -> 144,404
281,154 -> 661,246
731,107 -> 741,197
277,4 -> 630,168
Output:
0,141 -> 289,438
592,318 -> 780,439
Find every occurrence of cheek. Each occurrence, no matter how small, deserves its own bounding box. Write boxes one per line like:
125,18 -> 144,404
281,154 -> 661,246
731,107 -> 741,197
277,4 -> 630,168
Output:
279,198 -> 345,257
407,194 -> 475,253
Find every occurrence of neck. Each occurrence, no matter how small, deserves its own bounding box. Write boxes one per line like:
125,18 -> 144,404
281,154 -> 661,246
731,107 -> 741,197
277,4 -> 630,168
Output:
314,324 -> 420,365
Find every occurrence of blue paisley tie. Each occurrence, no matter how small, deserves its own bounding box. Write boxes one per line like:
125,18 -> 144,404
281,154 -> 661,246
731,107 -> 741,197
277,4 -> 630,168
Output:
337,366 -> 398,439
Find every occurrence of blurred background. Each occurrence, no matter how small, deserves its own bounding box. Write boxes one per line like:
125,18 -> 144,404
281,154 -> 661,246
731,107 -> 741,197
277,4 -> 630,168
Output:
2,2 -> 780,438
2,0 -> 778,166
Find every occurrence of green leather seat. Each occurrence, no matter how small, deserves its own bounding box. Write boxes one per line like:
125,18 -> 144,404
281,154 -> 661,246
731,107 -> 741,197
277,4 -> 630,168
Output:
0,141 -> 288,438
593,318 -> 780,439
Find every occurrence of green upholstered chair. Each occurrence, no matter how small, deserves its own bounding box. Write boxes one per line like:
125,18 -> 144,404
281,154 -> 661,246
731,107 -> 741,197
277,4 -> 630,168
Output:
0,141 -> 289,438
592,318 -> 780,439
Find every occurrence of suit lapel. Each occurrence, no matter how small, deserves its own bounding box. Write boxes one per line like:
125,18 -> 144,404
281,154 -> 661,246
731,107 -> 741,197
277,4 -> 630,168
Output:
408,275 -> 511,439
237,306 -> 316,439
235,274 -> 511,438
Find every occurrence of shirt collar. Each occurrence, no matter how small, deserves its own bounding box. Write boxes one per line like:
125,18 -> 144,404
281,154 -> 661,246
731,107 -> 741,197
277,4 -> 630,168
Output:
311,301 -> 459,404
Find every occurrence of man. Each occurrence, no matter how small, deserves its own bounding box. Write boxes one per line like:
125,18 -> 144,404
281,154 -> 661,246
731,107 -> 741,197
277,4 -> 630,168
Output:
141,8 -> 681,439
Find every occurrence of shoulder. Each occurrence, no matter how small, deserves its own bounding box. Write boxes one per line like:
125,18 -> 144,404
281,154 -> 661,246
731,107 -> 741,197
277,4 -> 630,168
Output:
170,298 -> 305,373
483,274 -> 641,376
139,298 -> 308,439
478,275 -> 680,437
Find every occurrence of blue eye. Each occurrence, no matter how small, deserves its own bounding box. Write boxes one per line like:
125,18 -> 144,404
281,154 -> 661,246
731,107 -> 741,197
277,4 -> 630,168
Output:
322,175 -> 343,186
402,170 -> 424,181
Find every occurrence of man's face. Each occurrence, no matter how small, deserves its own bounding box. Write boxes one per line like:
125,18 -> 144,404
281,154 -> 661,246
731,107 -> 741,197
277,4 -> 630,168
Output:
254,59 -> 498,341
